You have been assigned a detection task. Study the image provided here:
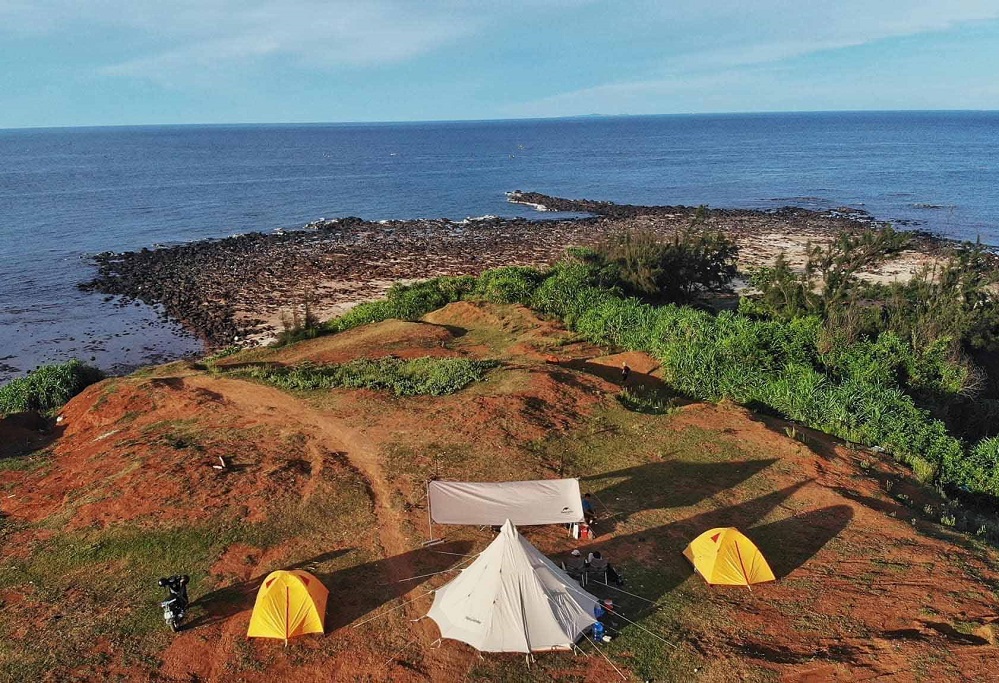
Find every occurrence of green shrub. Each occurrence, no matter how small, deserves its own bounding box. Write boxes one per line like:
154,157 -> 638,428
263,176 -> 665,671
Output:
233,357 -> 496,396
472,266 -> 544,304
325,276 -> 475,334
0,360 -> 105,414
588,223 -> 737,303
312,256 -> 996,500
528,257 -> 983,496
954,438 -> 999,497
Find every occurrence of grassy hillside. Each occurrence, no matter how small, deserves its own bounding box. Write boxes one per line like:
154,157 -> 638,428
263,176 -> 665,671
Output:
1,302 -> 998,681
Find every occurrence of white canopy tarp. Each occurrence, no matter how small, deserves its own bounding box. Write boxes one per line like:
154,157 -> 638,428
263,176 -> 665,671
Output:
427,519 -> 598,652
428,479 -> 583,526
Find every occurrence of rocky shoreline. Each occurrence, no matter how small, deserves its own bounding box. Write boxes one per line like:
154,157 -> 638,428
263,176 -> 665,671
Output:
79,192 -> 953,350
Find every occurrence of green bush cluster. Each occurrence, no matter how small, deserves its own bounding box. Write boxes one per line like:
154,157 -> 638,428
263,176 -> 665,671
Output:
0,360 -> 105,414
743,238 -> 999,402
308,247 -> 997,500
324,276 -> 475,334
590,221 -> 738,303
524,260 -> 971,490
234,356 -> 496,396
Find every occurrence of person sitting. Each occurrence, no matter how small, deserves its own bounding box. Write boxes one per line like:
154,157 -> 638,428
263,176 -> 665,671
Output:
563,549 -> 585,580
581,493 -> 597,526
586,551 -> 624,586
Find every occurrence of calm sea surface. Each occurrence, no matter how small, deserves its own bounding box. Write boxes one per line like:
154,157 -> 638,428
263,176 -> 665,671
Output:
2,111 -> 998,382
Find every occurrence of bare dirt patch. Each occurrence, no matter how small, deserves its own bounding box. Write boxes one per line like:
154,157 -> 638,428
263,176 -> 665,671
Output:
2,302 -> 997,681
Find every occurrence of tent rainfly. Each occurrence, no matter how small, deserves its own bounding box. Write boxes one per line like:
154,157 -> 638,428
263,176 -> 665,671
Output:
683,527 -> 776,587
427,479 -> 584,527
426,519 -> 599,653
247,570 -> 329,644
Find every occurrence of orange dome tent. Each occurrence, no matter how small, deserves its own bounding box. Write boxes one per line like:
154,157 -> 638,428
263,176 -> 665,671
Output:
247,570 -> 328,644
683,527 -> 775,587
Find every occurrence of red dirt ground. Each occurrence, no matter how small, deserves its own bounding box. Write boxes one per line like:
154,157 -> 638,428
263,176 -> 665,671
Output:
1,301 -> 998,682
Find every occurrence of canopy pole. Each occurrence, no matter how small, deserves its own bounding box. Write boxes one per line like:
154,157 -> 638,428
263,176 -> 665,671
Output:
422,480 -> 445,546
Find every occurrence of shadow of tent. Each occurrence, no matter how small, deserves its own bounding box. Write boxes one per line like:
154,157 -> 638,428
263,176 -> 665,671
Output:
749,505 -> 854,578
313,540 -> 473,631
581,459 -> 779,524
186,541 -> 473,632
833,487 -> 911,519
743,411 -> 844,462
569,481 -> 812,615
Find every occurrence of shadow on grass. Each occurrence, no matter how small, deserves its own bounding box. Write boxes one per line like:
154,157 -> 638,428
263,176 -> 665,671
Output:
561,358 -> 665,394
750,505 -> 853,578
565,482 -> 815,613
187,541 -> 473,632
418,322 -> 469,338
744,410 -> 845,462
581,458 -> 778,529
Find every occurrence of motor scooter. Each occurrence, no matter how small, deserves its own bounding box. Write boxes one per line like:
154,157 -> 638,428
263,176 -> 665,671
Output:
157,575 -> 190,632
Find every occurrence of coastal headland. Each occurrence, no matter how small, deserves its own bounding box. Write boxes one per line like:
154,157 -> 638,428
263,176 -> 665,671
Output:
80,192 -> 950,350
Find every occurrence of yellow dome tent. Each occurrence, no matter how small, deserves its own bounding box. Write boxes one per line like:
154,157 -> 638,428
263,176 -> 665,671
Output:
247,570 -> 328,644
683,527 -> 775,587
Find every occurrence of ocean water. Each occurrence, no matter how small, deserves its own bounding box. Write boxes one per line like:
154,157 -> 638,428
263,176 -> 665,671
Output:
2,111 -> 998,383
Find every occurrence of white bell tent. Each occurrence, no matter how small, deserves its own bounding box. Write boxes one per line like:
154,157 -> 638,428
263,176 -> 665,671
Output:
426,519 -> 599,653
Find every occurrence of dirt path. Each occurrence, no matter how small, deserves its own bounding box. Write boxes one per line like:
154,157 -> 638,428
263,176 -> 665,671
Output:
185,374 -> 413,570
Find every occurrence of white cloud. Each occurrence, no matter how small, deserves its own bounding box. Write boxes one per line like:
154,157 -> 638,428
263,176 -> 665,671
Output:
99,3 -> 476,84
510,1 -> 999,115
0,1 -> 506,78
0,0 -> 995,104
656,0 -> 999,71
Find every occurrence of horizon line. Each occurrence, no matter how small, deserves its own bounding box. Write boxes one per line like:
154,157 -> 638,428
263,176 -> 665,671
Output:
2,108 -> 998,134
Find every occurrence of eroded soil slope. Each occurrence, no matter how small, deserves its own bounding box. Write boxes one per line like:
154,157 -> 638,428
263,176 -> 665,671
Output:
2,302 -> 998,682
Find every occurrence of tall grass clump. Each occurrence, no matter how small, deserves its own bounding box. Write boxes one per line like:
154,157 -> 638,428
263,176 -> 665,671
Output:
472,266 -> 545,304
591,217 -> 738,303
518,255 -> 989,497
324,276 -> 475,334
311,246 -> 998,500
233,357 -> 496,396
0,360 -> 105,414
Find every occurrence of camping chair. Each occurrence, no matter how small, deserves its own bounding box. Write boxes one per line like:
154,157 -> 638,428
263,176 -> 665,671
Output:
561,558 -> 585,584
584,557 -> 609,586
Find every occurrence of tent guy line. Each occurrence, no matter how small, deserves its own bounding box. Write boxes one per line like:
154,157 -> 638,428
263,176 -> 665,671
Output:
582,637 -> 628,680
351,590 -> 436,629
389,555 -> 477,584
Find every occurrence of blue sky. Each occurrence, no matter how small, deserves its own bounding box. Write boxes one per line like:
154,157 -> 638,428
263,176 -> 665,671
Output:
2,1 -> 998,128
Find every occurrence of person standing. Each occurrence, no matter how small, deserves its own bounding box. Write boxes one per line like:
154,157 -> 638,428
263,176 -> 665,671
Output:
582,492 -> 596,526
